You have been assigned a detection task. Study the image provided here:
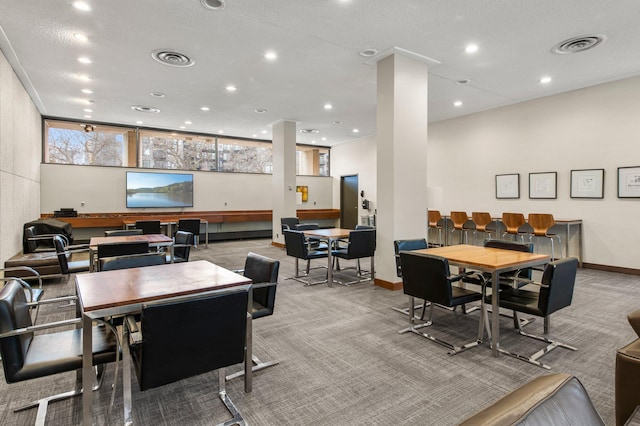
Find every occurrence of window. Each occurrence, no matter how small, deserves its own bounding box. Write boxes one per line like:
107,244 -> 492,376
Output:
44,120 -> 133,166
139,130 -> 216,171
43,119 -> 329,176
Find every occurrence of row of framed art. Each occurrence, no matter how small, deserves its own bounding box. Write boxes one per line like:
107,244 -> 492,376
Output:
495,166 -> 640,199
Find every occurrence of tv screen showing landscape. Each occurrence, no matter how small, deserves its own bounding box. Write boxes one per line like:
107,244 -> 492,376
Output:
126,172 -> 194,208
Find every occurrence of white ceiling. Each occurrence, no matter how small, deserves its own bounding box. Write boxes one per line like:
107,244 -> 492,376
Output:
1,0 -> 640,147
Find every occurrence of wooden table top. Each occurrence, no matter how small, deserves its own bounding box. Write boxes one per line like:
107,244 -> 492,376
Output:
302,228 -> 352,239
89,233 -> 173,248
413,244 -> 549,270
76,260 -> 251,312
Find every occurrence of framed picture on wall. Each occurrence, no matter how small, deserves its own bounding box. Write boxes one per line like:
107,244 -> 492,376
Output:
529,171 -> 557,199
618,166 -> 640,198
495,173 -> 520,199
570,169 -> 604,198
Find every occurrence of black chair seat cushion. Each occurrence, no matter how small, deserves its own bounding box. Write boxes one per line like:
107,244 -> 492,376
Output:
451,286 -> 483,306
486,287 -> 543,317
10,326 -> 117,383
306,249 -> 329,259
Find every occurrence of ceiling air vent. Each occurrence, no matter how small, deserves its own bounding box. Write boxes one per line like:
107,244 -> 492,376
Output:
151,50 -> 195,67
131,105 -> 160,113
552,35 -> 606,54
201,0 -> 226,10
300,129 -> 319,134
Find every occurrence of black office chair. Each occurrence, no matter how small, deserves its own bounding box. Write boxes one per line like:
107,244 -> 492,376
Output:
0,280 -> 119,425
491,257 -> 579,369
227,252 -> 280,381
96,241 -> 150,271
169,231 -> 193,263
331,229 -> 376,285
1,267 -> 44,323
104,229 -> 143,237
124,286 -> 250,425
398,251 -> 487,354
53,235 -> 91,277
135,220 -> 161,235
284,230 -> 328,285
176,218 -> 201,248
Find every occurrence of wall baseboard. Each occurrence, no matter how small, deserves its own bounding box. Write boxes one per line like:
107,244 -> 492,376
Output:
582,262 -> 640,276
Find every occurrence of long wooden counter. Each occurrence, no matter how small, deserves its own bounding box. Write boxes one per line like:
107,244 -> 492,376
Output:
41,209 -> 340,228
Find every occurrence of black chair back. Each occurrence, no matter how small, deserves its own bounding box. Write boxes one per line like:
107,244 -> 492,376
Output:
539,257 -> 578,316
0,281 -> 33,382
243,252 -> 279,319
484,239 -> 534,280
97,241 -> 149,259
135,220 -> 161,235
346,229 -> 376,258
24,226 -> 39,253
281,217 -> 299,233
100,253 -> 166,272
394,238 -> 427,277
355,225 -> 374,230
131,287 -> 249,391
52,235 -> 70,274
400,252 -> 452,306
294,223 -> 319,231
177,219 -> 200,237
173,231 -> 193,262
104,229 -> 143,237
284,230 -> 308,259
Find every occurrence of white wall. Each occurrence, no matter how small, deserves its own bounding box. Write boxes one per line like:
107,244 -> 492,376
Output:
0,49 -> 41,263
40,164 -> 334,214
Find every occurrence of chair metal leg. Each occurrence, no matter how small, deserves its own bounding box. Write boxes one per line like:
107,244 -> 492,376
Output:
217,368 -> 246,426
225,354 -> 280,381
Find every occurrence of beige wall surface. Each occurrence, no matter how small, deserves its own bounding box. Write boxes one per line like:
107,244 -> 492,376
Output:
334,75 -> 640,270
0,49 -> 41,264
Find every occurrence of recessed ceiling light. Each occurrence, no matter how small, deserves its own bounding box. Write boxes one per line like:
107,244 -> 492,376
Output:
81,88 -> 93,94
136,121 -> 143,125
218,130 -> 224,134
264,51 -> 277,61
454,100 -> 463,107
254,108 -> 267,113
201,106 -> 210,111
83,108 -> 93,113
150,92 -> 166,98
201,0 -> 226,10
311,141 -> 316,144
225,85 -> 237,92
72,1 -> 91,12
359,49 -> 378,57
84,115 -> 92,119
464,44 -> 479,54
540,76 -> 552,84
76,74 -> 92,81
324,103 -> 333,110
252,134 -> 257,138
77,57 -> 92,64
261,130 -> 268,134
185,120 -> 192,125
131,105 -> 160,113
73,33 -> 89,42
352,128 -> 359,133
321,137 -> 327,141
180,126 -> 186,129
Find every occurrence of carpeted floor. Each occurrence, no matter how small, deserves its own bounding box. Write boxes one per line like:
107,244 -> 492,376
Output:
1,238 -> 638,425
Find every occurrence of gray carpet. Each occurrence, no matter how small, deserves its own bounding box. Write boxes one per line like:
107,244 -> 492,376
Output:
1,238 -> 638,425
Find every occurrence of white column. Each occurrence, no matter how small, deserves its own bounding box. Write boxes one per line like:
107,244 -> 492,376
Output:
376,53 -> 429,286
272,120 -> 298,245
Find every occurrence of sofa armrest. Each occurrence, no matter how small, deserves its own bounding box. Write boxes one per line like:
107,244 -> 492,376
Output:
459,373 -> 604,426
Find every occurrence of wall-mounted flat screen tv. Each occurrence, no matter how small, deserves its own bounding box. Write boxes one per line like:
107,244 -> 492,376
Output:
126,171 -> 194,208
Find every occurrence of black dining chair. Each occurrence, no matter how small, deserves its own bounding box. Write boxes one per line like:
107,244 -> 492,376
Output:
104,229 -> 143,237
96,241 -> 150,272
399,251 -> 487,354
331,229 -> 376,285
168,231 -> 193,263
176,218 -> 201,248
52,235 -> 91,279
392,239 -> 428,317
135,220 -> 161,235
0,280 -> 119,426
227,252 -> 280,381
123,285 -> 250,425
284,230 -> 328,285
490,257 -> 579,369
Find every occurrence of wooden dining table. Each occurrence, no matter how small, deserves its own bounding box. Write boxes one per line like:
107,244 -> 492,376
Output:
413,244 -> 549,357
76,260 -> 252,425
